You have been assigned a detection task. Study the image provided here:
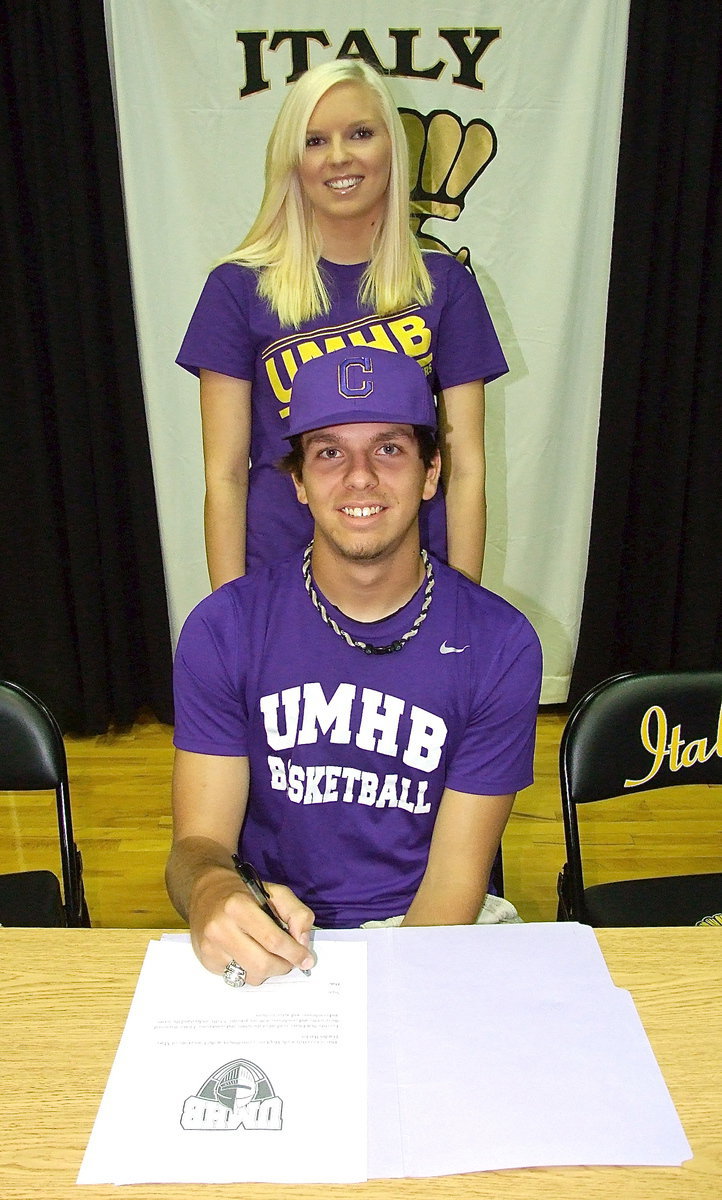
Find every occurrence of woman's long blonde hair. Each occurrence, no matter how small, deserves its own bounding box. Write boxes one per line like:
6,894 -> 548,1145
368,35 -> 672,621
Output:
220,59 -> 432,328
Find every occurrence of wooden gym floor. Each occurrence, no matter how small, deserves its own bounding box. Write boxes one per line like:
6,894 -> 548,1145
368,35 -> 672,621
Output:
1,709 -> 719,928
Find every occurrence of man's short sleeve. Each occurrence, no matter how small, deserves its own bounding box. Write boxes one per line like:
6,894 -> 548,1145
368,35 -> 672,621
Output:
444,612 -> 542,796
173,587 -> 249,756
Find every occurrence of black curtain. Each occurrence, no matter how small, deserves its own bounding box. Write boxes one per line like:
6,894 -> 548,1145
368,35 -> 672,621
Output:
569,0 -> 722,705
0,1 -> 173,733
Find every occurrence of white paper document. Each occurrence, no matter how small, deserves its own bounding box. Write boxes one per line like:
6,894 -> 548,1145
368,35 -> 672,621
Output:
80,923 -> 691,1184
358,924 -> 691,1176
319,923 -> 691,1177
78,938 -> 367,1184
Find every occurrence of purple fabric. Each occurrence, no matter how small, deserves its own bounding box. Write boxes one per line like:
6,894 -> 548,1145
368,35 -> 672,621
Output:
286,346 -> 437,437
173,554 -> 541,928
177,254 -> 508,569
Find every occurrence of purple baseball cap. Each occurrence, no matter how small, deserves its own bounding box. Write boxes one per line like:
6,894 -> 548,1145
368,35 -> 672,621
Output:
284,347 -> 437,439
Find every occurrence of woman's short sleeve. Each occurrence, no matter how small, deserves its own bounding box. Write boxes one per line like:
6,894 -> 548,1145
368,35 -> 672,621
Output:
428,253 -> 509,390
176,264 -> 257,381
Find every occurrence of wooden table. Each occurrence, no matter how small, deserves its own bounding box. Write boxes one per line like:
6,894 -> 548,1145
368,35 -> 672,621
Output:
0,927 -> 720,1199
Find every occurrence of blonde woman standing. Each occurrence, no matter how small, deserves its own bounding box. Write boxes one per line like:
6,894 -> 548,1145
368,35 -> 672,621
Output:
178,58 -> 507,588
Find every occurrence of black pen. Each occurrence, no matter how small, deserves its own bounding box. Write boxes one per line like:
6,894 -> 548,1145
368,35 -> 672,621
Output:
232,855 -> 312,975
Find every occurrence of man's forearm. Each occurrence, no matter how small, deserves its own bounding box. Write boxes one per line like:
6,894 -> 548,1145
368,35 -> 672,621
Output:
165,835 -> 237,923
401,871 -> 488,926
401,789 -> 514,927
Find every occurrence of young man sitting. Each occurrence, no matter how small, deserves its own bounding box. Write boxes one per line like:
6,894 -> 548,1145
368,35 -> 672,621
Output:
167,347 -> 542,986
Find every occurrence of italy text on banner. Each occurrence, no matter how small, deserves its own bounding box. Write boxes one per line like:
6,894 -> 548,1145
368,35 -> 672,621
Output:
103,1 -> 630,701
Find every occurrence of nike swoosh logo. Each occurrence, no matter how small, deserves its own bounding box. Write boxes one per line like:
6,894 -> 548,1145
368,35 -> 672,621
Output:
440,641 -> 469,654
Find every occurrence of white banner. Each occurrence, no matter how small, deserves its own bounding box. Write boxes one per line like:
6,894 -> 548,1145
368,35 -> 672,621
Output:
104,0 -> 629,701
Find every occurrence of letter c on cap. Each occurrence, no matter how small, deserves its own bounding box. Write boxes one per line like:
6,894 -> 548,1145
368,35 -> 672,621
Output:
338,354 -> 374,399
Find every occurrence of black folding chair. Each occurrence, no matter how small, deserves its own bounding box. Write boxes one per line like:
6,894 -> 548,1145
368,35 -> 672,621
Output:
0,680 -> 90,926
557,670 -> 722,927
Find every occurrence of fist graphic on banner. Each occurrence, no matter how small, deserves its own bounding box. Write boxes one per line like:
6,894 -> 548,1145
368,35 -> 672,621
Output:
401,108 -> 497,266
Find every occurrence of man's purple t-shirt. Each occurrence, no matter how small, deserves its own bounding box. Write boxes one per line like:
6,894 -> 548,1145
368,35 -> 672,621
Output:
173,554 -> 541,928
177,253 -> 508,568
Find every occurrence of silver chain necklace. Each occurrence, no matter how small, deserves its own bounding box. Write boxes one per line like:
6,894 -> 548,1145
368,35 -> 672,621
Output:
301,541 -> 435,655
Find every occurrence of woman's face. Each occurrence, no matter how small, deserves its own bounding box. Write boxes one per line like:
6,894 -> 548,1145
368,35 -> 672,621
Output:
297,82 -> 392,233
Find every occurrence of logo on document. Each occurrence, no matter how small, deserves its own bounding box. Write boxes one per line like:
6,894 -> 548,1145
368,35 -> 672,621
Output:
180,1058 -> 283,1131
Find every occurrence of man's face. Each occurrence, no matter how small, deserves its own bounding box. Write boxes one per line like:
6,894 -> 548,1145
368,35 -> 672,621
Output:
292,422 -> 440,564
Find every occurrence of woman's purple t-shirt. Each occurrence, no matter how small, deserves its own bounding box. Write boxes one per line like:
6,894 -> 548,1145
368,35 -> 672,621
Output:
177,253 -> 508,569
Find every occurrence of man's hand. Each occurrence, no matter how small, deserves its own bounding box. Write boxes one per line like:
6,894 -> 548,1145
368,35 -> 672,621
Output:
167,751 -> 315,984
188,861 -> 316,985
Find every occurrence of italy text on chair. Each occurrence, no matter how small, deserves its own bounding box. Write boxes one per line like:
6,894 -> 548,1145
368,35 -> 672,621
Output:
557,670 -> 722,926
0,680 -> 90,926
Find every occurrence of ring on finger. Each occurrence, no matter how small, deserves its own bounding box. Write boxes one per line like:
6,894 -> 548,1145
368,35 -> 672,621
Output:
223,959 -> 247,988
